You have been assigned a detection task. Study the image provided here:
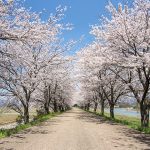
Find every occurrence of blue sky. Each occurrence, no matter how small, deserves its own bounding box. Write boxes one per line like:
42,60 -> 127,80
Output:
24,0 -> 132,54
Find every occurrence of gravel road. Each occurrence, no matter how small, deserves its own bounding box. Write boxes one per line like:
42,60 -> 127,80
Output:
0,108 -> 150,150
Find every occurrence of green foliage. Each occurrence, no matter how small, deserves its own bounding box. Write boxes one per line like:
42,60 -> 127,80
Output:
0,112 -> 61,139
87,110 -> 150,134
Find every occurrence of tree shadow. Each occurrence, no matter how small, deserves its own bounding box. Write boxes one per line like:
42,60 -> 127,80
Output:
119,128 -> 150,148
76,111 -> 118,125
0,118 -> 61,147
22,128 -> 49,135
0,148 -> 14,150
76,110 -> 150,149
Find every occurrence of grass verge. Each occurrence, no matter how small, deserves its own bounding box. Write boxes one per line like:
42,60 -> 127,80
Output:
87,110 -> 150,134
0,112 -> 61,139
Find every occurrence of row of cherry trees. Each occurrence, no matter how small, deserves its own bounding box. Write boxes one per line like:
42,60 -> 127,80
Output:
76,0 -> 150,127
0,1 -> 73,123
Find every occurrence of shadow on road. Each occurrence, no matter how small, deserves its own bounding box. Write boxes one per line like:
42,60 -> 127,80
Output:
0,117 -> 62,147
75,109 -> 150,149
76,110 -> 117,125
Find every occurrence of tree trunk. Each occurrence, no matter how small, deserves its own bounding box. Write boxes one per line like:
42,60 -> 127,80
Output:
101,99 -> 104,116
87,103 -> 90,111
61,106 -> 64,112
110,104 -> 114,119
58,105 -> 61,112
140,103 -> 149,127
24,106 -> 29,124
44,103 -> 50,114
59,105 -> 64,112
94,102 -> 98,112
54,100 -> 58,112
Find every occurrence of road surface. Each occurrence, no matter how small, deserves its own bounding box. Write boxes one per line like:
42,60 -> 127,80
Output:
0,108 -> 150,150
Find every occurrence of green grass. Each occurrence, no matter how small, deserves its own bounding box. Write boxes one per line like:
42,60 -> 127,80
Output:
0,112 -> 61,139
87,110 -> 150,134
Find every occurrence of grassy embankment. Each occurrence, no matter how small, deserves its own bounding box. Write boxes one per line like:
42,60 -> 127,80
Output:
0,112 -> 61,139
87,109 -> 150,134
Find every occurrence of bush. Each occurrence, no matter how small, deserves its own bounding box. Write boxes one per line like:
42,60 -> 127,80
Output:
36,108 -> 45,116
16,115 -> 23,124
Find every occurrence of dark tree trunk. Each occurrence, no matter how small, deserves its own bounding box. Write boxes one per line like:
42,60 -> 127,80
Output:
110,104 -> 114,119
54,100 -> 58,112
101,99 -> 104,116
58,105 -> 61,112
61,106 -> 64,112
87,103 -> 90,111
59,105 -> 64,112
140,103 -> 149,127
24,106 -> 29,124
43,86 -> 50,114
44,103 -> 50,114
94,102 -> 98,112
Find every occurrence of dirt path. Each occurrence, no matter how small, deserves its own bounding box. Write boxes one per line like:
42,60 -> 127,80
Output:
0,108 -> 150,150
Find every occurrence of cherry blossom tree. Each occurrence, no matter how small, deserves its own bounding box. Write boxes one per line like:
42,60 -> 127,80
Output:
30,53 -> 74,115
75,43 -> 105,113
91,0 -> 150,127
0,0 -> 74,123
76,42 -> 127,118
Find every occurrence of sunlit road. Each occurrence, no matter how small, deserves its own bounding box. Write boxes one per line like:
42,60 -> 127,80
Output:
0,108 -> 150,150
